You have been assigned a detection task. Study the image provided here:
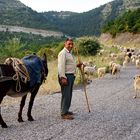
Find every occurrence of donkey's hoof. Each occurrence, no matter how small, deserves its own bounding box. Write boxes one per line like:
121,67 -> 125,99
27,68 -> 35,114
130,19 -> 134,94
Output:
28,117 -> 34,121
18,118 -> 24,122
1,123 -> 8,128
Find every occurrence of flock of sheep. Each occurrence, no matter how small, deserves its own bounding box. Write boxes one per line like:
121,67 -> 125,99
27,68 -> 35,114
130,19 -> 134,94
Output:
82,60 -> 121,81
78,46 -> 140,98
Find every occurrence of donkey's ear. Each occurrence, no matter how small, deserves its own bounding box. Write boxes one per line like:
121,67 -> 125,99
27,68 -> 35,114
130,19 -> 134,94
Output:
43,53 -> 47,62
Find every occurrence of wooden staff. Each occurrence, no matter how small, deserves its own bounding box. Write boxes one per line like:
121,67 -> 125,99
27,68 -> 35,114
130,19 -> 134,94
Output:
74,46 -> 91,113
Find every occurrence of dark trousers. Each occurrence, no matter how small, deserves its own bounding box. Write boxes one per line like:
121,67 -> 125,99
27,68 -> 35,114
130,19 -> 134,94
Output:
59,74 -> 75,115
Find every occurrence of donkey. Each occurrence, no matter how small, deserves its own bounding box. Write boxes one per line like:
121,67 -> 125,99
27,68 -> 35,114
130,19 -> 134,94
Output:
0,53 -> 48,128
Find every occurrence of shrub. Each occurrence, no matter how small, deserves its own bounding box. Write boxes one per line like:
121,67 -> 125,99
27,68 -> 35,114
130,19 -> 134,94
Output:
77,37 -> 101,56
37,47 -> 56,61
54,42 -> 64,56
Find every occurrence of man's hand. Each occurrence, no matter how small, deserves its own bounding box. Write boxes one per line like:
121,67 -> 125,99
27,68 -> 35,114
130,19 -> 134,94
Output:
60,77 -> 68,86
77,63 -> 83,68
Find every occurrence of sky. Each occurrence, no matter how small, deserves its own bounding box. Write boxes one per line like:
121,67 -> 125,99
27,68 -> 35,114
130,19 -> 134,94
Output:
19,0 -> 114,13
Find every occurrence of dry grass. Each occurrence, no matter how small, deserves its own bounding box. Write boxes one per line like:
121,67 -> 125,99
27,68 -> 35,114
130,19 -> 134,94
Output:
39,59 -> 60,95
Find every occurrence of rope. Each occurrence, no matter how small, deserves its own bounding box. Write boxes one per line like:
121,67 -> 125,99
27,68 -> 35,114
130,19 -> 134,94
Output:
5,58 -> 30,92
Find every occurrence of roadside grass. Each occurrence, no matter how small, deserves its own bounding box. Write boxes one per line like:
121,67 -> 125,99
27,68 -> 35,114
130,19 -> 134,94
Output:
39,59 -> 60,95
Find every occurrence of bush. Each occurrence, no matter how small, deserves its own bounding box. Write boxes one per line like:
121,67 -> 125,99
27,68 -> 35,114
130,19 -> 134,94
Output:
77,38 -> 101,56
37,48 -> 57,61
54,42 -> 64,56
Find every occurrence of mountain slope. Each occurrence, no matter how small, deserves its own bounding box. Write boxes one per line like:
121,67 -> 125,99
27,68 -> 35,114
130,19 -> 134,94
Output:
42,0 -> 140,36
0,0 -> 139,37
0,0 -> 55,30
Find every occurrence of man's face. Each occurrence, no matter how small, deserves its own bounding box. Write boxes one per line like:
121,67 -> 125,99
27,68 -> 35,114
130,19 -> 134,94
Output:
65,40 -> 73,52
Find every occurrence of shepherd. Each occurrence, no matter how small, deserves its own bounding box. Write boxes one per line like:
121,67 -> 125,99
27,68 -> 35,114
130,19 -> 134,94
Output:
58,38 -> 86,120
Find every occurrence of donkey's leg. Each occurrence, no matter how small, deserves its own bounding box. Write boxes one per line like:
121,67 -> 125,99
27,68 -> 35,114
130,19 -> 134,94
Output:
18,95 -> 27,122
27,85 -> 40,121
0,97 -> 8,128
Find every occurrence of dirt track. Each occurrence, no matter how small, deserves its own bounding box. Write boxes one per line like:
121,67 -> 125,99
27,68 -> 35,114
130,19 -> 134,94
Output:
1,64 -> 140,140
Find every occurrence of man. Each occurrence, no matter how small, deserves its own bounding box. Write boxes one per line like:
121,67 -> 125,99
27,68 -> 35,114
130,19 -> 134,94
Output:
58,38 -> 81,120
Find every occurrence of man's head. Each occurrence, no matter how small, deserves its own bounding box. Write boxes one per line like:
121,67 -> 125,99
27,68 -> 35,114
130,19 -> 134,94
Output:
64,38 -> 74,52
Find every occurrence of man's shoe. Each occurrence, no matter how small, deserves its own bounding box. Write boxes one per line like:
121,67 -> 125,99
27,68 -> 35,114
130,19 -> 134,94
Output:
67,111 -> 74,115
61,114 -> 74,120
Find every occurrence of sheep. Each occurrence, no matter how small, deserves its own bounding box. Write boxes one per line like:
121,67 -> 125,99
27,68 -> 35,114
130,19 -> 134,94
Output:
108,61 -> 114,72
109,53 -> 117,58
109,53 -> 118,61
135,59 -> 140,69
98,49 -> 105,55
131,54 -> 137,60
124,55 -> 130,63
131,57 -> 136,64
109,61 -> 114,68
82,60 -> 94,67
109,62 -> 121,79
112,63 -> 121,78
83,65 -> 97,82
123,60 -> 128,68
97,67 -> 106,78
133,75 -> 140,98
131,55 -> 138,65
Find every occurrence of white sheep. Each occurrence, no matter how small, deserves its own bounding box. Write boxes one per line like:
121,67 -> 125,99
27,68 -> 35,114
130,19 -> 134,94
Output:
135,59 -> 140,69
130,54 -> 138,65
123,60 -> 128,68
110,62 -> 121,79
124,55 -> 130,63
133,75 -> 140,98
110,53 -> 117,58
83,60 -> 94,67
97,67 -> 106,78
84,65 -> 97,81
131,57 -> 136,64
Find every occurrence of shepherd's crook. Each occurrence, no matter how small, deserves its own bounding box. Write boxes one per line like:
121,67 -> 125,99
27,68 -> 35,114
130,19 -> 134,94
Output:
74,46 -> 91,112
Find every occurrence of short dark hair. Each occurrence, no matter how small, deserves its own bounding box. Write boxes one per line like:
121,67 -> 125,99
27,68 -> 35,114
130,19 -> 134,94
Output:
65,38 -> 73,42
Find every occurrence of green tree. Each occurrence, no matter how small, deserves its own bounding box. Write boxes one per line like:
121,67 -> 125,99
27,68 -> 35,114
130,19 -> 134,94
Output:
102,8 -> 140,36
3,38 -> 24,58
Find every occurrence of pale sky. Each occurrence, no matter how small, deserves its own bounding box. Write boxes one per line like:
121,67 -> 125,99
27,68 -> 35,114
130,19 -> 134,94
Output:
19,0 -> 114,13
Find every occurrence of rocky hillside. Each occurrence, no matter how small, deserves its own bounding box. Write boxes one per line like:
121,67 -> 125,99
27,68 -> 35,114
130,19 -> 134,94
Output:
99,33 -> 140,48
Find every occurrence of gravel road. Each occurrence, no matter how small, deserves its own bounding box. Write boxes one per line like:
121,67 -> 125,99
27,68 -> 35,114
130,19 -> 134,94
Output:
1,64 -> 140,140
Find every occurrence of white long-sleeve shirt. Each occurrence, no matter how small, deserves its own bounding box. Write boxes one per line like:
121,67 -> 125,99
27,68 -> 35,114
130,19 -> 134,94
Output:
58,48 -> 76,78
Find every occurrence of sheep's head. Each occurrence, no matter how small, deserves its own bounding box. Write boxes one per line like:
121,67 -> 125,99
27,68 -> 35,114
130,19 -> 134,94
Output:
134,75 -> 140,80
109,61 -> 114,67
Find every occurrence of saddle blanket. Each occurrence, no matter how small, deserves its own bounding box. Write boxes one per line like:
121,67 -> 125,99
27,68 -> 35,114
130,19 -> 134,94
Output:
22,55 -> 44,87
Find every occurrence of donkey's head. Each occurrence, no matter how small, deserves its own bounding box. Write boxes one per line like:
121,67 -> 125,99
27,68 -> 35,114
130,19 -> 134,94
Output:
42,53 -> 48,78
